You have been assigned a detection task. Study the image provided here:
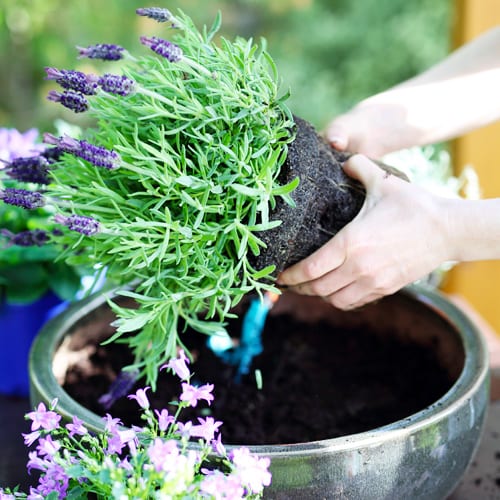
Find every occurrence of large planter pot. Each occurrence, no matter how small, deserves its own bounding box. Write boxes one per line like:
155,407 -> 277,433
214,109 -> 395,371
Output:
0,292 -> 65,396
29,285 -> 489,499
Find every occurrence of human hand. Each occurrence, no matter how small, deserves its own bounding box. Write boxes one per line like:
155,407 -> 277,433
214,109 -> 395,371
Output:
277,155 -> 453,310
324,98 -> 422,159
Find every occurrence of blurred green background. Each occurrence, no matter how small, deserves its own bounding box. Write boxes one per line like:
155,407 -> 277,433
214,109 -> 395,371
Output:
0,0 -> 452,134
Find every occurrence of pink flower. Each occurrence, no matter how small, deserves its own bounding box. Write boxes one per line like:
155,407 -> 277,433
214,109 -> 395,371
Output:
189,417 -> 222,442
180,382 -> 214,407
200,470 -> 245,499
128,387 -> 150,409
23,430 -> 41,447
155,408 -> 175,432
147,438 -> 179,472
162,349 -> 190,380
231,447 -> 272,494
36,435 -> 61,457
26,402 -> 61,432
65,416 -> 88,437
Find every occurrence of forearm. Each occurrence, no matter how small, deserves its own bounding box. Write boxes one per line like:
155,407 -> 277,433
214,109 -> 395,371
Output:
352,27 -> 500,150
446,197 -> 500,262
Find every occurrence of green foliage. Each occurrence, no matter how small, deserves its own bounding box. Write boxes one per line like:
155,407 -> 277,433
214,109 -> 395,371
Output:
47,9 -> 294,386
0,0 -> 452,130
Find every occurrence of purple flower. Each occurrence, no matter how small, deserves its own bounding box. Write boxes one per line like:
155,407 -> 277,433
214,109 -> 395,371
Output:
180,382 -> 214,407
136,7 -> 172,22
26,402 -> 61,432
4,155 -> 51,184
65,416 -> 88,437
200,471 -> 245,499
47,90 -> 89,113
128,387 -> 150,409
23,430 -> 41,447
36,435 -> 61,457
140,36 -> 183,62
155,408 -> 175,432
43,133 -> 121,169
77,43 -> 125,61
1,229 -> 50,247
189,416 -> 222,442
40,146 -> 64,163
147,438 -> 179,472
98,74 -> 135,96
34,462 -> 69,499
98,369 -> 139,409
54,213 -> 100,236
230,447 -> 272,493
45,68 -> 98,95
0,127 -> 44,162
162,349 -> 190,380
0,188 -> 45,209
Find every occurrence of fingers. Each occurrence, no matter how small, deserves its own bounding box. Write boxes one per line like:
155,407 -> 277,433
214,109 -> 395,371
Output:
343,154 -> 388,190
325,121 -> 349,151
277,230 -> 347,287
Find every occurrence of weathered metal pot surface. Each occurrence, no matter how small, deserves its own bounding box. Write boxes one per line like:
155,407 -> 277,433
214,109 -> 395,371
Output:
29,285 -> 489,499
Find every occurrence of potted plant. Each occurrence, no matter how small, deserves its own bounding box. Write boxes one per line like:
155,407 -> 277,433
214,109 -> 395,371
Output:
0,7 -> 490,498
0,127 -> 83,396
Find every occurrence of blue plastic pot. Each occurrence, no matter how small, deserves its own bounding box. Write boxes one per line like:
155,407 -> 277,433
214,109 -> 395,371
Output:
0,293 -> 66,396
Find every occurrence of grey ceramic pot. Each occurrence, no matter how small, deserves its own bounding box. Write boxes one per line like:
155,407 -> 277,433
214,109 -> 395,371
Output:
29,285 -> 489,500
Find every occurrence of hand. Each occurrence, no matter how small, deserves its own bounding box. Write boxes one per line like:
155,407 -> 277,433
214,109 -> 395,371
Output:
324,98 -> 422,159
277,155 -> 453,310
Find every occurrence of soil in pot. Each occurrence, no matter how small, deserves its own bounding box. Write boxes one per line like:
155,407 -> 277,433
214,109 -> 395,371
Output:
59,295 -> 455,446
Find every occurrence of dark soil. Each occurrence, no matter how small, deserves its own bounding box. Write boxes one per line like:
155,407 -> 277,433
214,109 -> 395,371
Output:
62,301 -> 454,446
251,116 -> 365,273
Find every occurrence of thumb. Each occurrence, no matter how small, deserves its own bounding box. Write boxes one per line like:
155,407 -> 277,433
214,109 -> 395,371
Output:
342,154 -> 386,189
324,121 -> 349,151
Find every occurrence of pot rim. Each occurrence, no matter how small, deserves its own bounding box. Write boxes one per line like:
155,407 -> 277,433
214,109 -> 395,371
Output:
29,284 -> 489,457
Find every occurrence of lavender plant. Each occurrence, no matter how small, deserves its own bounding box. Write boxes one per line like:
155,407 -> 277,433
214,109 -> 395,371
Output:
0,7 -> 296,384
0,350 -> 271,499
0,128 -> 82,304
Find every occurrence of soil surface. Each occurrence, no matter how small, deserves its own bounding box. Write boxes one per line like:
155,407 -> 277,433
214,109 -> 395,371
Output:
62,303 -> 454,446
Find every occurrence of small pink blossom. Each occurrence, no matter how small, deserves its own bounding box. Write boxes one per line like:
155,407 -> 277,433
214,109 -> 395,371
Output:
155,408 -> 175,431
36,435 -> 61,457
200,470 -> 245,499
23,430 -> 41,447
26,402 -> 61,432
162,349 -> 191,380
189,417 -> 222,442
180,382 -> 214,407
128,387 -> 150,409
65,416 -> 88,437
231,447 -> 272,494
147,438 -> 179,473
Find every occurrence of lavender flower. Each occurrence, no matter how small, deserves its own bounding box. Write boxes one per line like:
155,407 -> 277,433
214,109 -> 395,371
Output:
40,146 -> 64,163
98,369 -> 139,409
98,74 -> 135,96
0,188 -> 45,209
1,229 -> 50,247
47,90 -> 89,113
45,67 -> 98,95
140,36 -> 183,62
77,43 -> 125,61
54,213 -> 100,236
4,155 -> 51,184
136,7 -> 172,23
43,133 -> 121,169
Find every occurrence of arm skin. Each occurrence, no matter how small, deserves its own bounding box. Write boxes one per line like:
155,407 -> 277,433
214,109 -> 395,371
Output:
277,27 -> 500,309
324,26 -> 500,159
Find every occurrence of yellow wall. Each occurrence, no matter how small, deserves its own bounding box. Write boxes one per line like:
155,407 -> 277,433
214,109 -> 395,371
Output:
442,0 -> 500,333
